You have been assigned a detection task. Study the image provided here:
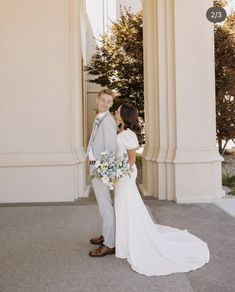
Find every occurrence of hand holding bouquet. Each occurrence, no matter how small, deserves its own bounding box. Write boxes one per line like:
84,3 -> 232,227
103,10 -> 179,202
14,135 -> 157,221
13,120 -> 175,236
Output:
90,151 -> 134,190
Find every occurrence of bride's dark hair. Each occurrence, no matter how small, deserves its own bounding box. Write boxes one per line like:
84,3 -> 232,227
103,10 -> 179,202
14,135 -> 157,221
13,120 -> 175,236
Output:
120,103 -> 141,137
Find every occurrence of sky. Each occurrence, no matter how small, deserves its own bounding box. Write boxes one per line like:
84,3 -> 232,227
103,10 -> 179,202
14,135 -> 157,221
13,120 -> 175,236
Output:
86,0 -> 116,39
225,0 -> 235,15
86,0 -> 142,41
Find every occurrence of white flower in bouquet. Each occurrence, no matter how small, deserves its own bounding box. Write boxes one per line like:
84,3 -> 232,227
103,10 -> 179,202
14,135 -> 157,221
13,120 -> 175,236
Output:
101,176 -> 109,185
90,151 -> 134,190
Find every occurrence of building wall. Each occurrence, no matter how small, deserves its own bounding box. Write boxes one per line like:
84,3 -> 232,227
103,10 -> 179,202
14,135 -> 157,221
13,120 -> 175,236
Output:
0,0 -> 224,203
0,0 -> 89,203
85,14 -> 103,137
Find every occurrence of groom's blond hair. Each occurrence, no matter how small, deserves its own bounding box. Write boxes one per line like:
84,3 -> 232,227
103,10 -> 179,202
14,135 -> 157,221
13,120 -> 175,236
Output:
98,89 -> 115,100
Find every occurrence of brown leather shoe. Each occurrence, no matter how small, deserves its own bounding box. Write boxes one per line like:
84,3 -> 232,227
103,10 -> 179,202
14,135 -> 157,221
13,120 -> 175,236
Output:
89,244 -> 115,257
90,235 -> 104,245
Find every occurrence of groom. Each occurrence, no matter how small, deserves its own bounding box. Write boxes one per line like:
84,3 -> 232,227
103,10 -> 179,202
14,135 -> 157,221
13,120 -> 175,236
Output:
87,89 -> 117,257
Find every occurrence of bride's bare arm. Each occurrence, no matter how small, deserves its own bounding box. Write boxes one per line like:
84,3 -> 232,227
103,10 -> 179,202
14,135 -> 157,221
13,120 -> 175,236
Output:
127,149 -> 137,166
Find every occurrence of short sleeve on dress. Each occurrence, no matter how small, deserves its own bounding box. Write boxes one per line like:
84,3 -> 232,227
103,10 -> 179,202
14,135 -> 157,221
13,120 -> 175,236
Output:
122,130 -> 139,150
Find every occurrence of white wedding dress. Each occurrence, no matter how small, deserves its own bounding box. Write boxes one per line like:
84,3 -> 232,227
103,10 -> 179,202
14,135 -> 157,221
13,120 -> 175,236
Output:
114,129 -> 210,276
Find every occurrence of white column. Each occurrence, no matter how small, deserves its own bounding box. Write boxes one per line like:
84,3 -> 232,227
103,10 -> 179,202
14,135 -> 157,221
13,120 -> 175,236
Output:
70,0 -> 89,198
142,0 -> 173,199
173,0 -> 224,203
165,0 -> 177,201
142,0 -> 224,202
141,0 -> 158,197
154,0 -> 171,200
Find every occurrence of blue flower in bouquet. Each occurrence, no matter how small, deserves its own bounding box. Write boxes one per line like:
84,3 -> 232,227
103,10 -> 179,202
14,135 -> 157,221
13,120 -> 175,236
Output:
90,151 -> 134,190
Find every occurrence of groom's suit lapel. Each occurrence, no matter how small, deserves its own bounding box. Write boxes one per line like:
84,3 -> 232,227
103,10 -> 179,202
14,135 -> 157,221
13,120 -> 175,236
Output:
91,111 -> 110,142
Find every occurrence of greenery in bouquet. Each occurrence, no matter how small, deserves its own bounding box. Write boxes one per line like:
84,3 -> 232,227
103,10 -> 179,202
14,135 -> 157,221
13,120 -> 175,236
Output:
90,151 -> 134,190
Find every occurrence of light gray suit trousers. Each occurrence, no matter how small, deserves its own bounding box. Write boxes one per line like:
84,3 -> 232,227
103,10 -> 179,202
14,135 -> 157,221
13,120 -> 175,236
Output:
88,111 -> 117,248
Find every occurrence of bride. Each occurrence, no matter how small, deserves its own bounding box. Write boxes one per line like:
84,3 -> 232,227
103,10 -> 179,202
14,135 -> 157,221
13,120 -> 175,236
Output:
114,103 -> 210,276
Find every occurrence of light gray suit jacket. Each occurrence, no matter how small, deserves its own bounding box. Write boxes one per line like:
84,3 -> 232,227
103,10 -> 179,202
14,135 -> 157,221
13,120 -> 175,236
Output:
89,111 -> 117,160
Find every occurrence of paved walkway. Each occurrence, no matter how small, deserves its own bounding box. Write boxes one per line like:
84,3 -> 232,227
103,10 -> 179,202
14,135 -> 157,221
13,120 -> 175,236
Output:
215,197 -> 235,218
0,198 -> 235,292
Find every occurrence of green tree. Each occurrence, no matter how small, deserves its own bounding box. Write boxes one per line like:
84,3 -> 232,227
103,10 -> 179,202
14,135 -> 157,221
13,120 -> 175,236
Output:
214,0 -> 228,7
225,11 -> 235,30
84,8 -> 144,117
215,10 -> 235,154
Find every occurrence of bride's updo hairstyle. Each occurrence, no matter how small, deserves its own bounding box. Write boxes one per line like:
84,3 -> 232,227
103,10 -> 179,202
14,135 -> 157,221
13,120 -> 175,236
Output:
120,103 -> 140,136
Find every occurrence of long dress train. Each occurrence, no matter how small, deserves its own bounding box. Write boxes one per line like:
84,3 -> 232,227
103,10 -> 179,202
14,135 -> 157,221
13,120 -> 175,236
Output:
114,129 -> 210,276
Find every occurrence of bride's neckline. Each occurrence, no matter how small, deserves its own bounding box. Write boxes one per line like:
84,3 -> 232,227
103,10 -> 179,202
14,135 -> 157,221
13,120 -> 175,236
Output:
117,128 -> 130,135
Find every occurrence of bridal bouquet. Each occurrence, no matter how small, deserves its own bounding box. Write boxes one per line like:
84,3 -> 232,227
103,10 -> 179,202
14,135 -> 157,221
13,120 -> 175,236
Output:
90,151 -> 134,190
